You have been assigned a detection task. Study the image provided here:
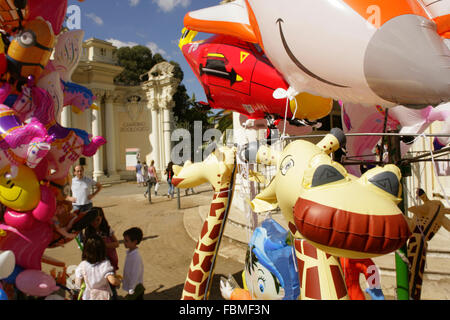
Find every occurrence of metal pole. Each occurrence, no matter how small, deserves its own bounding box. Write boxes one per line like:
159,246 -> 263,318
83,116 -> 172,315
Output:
177,188 -> 181,209
387,132 -> 410,300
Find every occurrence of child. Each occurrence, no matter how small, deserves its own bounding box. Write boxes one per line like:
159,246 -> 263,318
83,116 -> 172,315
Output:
122,227 -> 145,300
75,235 -> 121,300
83,207 -> 120,299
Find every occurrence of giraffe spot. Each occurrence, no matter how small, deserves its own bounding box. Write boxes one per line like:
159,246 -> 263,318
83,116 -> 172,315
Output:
199,279 -> 208,297
305,267 -> 321,300
201,221 -> 209,238
330,265 -> 347,299
303,240 -> 318,259
201,254 -> 213,273
193,252 -> 200,266
189,268 -> 205,283
183,280 -> 197,295
209,223 -> 221,241
200,242 -> 217,252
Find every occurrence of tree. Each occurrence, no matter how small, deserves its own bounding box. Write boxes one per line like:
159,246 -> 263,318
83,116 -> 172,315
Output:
114,45 -> 155,85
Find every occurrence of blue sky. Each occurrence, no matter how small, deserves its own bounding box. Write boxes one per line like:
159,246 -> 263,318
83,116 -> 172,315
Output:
67,0 -> 217,102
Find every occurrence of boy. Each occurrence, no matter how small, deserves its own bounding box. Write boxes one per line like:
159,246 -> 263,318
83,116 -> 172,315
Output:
122,227 -> 145,300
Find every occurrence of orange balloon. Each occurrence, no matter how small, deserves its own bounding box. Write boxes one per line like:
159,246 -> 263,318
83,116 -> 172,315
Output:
230,288 -> 252,300
290,92 -> 333,121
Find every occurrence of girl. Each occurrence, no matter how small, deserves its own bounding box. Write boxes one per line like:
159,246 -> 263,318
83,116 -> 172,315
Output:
75,234 -> 121,300
165,161 -> 175,199
83,207 -> 119,272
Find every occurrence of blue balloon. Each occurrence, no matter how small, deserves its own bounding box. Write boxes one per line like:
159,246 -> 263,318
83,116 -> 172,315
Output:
2,265 -> 23,284
0,288 -> 8,300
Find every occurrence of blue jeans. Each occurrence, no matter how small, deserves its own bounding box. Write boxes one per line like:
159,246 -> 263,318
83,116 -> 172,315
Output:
167,179 -> 174,198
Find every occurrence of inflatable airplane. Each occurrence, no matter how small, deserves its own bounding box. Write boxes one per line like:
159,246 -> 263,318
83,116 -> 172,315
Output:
183,0 -> 450,109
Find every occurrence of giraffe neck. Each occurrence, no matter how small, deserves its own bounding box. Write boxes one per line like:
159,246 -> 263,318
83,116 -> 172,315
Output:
181,185 -> 231,300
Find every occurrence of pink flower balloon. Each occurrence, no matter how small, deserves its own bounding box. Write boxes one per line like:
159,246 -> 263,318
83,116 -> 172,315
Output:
15,269 -> 59,297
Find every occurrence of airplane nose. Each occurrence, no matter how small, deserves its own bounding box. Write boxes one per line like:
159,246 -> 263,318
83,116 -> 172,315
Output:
364,15 -> 450,108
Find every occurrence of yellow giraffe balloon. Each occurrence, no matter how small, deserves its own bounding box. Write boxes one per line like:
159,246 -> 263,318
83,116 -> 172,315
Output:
172,146 -> 237,300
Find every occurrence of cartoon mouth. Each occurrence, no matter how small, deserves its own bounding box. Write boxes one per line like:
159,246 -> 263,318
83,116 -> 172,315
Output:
277,18 -> 349,88
171,178 -> 184,187
0,189 -> 22,202
293,197 -> 410,255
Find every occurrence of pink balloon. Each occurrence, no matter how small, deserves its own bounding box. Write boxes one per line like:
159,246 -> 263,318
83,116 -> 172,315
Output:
31,186 -> 56,223
3,209 -> 35,231
16,269 -> 59,297
28,0 -> 68,35
0,221 -> 53,270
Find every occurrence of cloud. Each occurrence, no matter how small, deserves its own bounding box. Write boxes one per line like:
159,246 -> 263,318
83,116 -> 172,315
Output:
152,0 -> 191,13
106,38 -> 138,48
129,0 -> 140,6
146,41 -> 167,56
85,13 -> 104,26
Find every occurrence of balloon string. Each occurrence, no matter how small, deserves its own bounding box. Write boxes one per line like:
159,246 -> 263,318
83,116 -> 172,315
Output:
282,96 -> 289,140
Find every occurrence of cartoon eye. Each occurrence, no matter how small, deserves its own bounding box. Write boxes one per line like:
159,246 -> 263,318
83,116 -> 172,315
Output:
257,277 -> 265,293
280,156 -> 294,176
18,30 -> 36,47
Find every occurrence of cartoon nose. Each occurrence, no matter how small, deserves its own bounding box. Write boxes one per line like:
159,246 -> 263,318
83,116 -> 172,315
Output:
364,15 -> 450,108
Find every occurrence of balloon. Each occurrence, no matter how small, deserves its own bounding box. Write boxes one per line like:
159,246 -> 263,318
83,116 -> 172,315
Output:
0,165 -> 40,212
0,221 -> 53,270
6,17 -> 55,81
0,250 -> 15,279
339,257 -> 384,300
179,31 -> 332,122
244,219 -> 299,300
183,0 -> 450,108
13,82 -> 106,181
31,185 -> 56,223
1,264 -> 23,284
28,0 -> 68,35
246,128 -> 411,259
341,102 -> 450,176
0,0 -> 28,34
0,288 -> 8,300
15,269 -> 59,297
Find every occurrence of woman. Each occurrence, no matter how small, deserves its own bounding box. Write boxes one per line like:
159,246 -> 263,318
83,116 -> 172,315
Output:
144,160 -> 159,198
165,161 -> 175,199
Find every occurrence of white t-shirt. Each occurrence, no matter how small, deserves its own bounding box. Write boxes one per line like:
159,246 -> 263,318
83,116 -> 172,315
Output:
71,176 -> 96,206
75,260 -> 114,300
122,248 -> 144,294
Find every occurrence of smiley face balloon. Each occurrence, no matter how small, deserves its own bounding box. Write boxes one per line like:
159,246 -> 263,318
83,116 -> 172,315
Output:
0,165 -> 40,212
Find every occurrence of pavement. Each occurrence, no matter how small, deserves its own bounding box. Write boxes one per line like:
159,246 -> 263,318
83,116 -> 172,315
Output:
42,181 -> 450,300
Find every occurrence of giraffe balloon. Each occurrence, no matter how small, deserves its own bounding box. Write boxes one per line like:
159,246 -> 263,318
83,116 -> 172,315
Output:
245,128 -> 411,299
172,146 -> 237,300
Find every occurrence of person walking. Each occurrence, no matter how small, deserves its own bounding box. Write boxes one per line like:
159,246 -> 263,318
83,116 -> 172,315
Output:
144,160 -> 159,198
135,161 -> 144,186
142,162 -> 149,187
165,161 -> 175,199
67,165 -> 102,213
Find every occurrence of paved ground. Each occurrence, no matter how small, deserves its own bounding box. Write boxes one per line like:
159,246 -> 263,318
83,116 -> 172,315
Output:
43,182 -> 245,300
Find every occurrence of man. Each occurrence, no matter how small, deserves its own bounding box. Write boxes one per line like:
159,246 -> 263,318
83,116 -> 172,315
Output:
67,165 -> 102,213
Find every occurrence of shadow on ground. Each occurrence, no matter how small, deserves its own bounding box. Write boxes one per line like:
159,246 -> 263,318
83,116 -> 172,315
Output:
144,271 -> 244,300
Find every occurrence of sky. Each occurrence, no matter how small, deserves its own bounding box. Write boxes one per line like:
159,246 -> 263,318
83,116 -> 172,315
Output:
67,0 -> 220,102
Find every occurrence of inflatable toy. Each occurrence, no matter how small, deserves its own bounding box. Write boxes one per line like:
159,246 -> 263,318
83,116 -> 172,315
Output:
407,188 -> 450,300
221,218 -> 299,300
15,269 -> 59,297
341,102 -> 450,176
179,30 -> 332,123
242,128 -> 411,299
0,164 -> 40,212
0,250 -> 15,279
0,220 -> 53,270
13,82 -> 106,180
28,0 -> 68,35
172,146 -> 237,300
0,288 -> 7,300
419,0 -> 450,38
1,264 -> 22,284
0,0 -> 28,34
339,257 -> 384,300
6,17 -> 55,82
183,0 -> 450,108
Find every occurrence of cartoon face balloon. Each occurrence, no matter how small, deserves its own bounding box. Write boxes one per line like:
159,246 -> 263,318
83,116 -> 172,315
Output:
0,165 -> 40,212
184,0 -> 450,108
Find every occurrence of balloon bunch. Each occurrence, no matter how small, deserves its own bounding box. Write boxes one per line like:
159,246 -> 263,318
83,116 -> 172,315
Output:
0,0 -> 103,300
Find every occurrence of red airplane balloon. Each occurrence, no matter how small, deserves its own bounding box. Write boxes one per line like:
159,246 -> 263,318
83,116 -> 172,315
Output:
179,29 -> 333,123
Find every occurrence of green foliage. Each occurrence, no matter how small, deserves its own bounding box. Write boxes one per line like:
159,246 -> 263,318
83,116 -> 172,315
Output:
114,45 -> 155,86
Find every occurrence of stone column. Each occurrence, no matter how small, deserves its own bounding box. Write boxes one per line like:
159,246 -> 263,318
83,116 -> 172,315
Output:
91,107 -> 104,180
105,92 -> 117,176
60,106 -> 72,128
150,106 -> 160,171
163,106 -> 173,167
